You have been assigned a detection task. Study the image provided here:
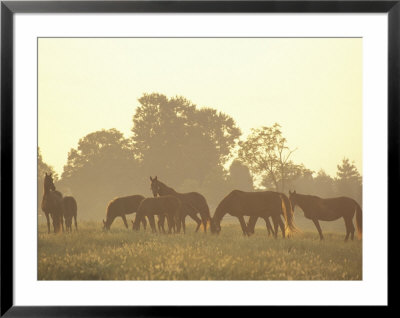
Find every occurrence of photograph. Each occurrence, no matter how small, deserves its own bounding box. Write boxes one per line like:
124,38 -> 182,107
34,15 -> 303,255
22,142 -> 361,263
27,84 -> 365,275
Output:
38,37 -> 363,281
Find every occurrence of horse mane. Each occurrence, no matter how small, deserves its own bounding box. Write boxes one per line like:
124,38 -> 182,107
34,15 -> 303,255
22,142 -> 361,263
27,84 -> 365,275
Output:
297,193 -> 321,201
158,180 -> 178,194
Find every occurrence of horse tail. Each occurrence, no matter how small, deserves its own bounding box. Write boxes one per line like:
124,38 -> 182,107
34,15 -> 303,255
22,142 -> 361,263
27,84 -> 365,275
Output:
355,201 -> 362,240
280,194 -> 298,236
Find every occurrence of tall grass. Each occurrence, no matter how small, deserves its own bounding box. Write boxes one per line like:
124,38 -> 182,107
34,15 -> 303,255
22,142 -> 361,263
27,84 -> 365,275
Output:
38,221 -> 362,280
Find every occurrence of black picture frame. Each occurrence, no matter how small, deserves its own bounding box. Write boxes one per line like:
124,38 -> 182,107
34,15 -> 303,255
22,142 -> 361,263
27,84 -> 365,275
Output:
1,1 -> 394,316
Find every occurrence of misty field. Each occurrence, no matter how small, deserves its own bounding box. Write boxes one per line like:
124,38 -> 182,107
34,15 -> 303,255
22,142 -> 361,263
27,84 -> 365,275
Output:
38,221 -> 362,280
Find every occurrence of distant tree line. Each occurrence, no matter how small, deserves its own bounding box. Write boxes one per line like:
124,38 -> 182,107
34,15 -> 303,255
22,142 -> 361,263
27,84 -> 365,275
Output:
38,93 -> 362,220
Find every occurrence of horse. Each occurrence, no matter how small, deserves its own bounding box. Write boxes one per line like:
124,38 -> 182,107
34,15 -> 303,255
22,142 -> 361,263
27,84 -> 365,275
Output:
150,176 -> 211,233
210,190 -> 297,238
103,195 -> 147,230
131,195 -> 182,234
63,196 -> 78,232
288,190 -> 362,241
246,193 -> 294,237
41,173 -> 64,234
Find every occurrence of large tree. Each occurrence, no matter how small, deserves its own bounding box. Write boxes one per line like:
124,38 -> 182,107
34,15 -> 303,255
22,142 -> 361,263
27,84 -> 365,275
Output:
227,160 -> 254,191
238,123 -> 305,192
131,93 -> 241,187
335,158 -> 362,203
59,129 -> 144,219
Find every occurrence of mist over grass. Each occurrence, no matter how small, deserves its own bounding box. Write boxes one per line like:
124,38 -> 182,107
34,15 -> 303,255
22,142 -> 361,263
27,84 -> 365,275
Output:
38,221 -> 362,280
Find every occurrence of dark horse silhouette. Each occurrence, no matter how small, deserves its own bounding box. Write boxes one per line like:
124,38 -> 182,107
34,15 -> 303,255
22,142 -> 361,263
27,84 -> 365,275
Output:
132,195 -> 182,234
41,173 -> 64,233
63,196 -> 78,232
288,190 -> 362,241
210,190 -> 297,237
150,176 -> 211,233
103,195 -> 147,230
246,193 -> 293,237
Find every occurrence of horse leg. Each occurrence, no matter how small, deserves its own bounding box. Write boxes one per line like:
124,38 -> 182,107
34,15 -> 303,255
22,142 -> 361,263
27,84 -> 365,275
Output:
189,214 -> 202,232
312,218 -> 324,240
159,215 -> 166,234
74,214 -> 78,231
45,212 -> 51,234
271,216 -> 279,239
202,217 -> 208,233
278,215 -> 285,239
142,217 -> 147,231
157,216 -> 162,232
182,215 -> 186,234
148,215 -> 157,233
61,216 -> 64,232
246,216 -> 257,235
238,215 -> 249,236
350,219 -> 355,241
265,217 -> 275,237
344,217 -> 355,241
121,215 -> 129,229
343,217 -> 351,241
166,215 -> 174,234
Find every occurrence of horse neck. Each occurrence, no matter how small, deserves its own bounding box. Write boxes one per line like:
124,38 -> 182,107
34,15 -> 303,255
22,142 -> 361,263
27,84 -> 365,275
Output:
43,182 -> 51,195
295,194 -> 312,211
213,202 -> 227,224
159,183 -> 177,196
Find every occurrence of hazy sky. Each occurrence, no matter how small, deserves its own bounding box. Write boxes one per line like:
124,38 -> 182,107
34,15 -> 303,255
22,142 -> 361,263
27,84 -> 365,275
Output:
38,38 -> 362,177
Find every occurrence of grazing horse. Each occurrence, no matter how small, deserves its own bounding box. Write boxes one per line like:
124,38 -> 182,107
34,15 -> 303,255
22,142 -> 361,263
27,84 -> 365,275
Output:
288,190 -> 362,241
210,190 -> 297,238
150,176 -> 211,233
103,195 -> 146,230
63,196 -> 78,232
246,193 -> 294,237
41,173 -> 64,234
132,195 -> 182,234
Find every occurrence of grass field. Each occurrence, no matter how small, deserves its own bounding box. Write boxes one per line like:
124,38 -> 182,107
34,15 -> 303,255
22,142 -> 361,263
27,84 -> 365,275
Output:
38,220 -> 362,280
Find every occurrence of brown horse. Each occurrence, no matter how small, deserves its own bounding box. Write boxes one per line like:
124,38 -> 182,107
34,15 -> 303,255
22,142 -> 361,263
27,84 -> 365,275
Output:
103,195 -> 146,230
63,196 -> 78,232
150,176 -> 211,233
41,173 -> 64,234
132,195 -> 182,234
288,190 -> 362,241
210,190 -> 297,238
246,193 -> 294,237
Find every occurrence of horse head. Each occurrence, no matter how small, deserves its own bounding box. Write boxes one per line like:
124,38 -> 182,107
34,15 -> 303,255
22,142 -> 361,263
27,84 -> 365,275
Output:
44,172 -> 56,192
288,190 -> 298,208
209,217 -> 221,235
149,176 -> 160,197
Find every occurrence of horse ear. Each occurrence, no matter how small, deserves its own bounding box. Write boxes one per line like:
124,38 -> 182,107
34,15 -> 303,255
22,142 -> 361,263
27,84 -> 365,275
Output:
294,190 -> 296,194
45,172 -> 48,177
103,219 -> 105,225
155,176 -> 157,180
150,176 -> 153,181
49,173 -> 52,177
289,190 -> 292,195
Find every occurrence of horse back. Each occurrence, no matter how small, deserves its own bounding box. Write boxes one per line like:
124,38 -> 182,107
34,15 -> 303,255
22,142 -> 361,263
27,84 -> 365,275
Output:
138,195 -> 181,216
322,196 -> 360,212
179,191 -> 210,216
232,190 -> 281,212
107,194 -> 145,217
